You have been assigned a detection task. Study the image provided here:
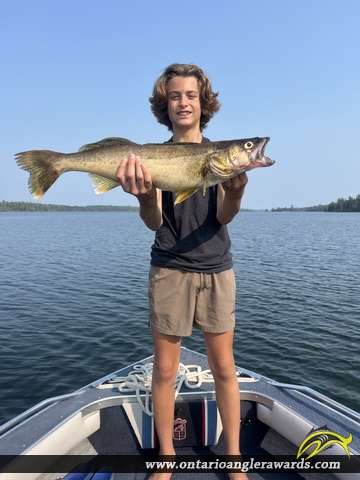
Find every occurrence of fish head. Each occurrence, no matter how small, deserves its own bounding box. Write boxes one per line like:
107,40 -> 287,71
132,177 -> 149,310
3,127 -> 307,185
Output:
209,137 -> 274,179
228,137 -> 275,173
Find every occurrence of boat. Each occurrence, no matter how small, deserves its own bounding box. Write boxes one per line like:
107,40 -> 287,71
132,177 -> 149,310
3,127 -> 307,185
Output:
0,347 -> 359,479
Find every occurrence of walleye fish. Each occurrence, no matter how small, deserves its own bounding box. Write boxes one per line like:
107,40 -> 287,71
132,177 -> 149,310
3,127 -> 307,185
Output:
15,137 -> 274,204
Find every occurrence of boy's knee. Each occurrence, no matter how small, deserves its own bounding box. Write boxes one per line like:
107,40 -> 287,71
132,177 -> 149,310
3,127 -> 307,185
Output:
210,361 -> 236,382
153,360 -> 178,383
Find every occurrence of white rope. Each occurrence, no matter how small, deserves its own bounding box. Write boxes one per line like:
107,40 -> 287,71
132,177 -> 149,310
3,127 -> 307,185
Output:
96,362 -> 258,417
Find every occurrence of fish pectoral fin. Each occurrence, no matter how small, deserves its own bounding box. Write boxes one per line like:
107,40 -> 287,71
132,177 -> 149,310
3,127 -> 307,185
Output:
174,188 -> 199,204
79,137 -> 135,152
89,174 -> 121,194
208,152 -> 233,179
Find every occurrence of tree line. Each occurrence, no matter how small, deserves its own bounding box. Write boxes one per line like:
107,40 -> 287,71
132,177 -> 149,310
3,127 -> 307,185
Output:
272,194 -> 360,212
2,195 -> 360,213
327,194 -> 360,212
0,201 -> 139,212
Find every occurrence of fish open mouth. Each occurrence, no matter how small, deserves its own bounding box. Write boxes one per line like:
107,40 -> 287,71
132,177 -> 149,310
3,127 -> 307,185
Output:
254,137 -> 275,167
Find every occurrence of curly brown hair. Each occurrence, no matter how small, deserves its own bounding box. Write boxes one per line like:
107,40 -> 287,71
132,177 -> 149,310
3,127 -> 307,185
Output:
149,63 -> 221,132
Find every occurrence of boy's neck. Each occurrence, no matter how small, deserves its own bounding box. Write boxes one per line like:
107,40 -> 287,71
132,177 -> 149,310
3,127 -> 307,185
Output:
172,128 -> 203,143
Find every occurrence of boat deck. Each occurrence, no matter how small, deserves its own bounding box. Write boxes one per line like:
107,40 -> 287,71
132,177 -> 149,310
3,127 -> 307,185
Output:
1,348 -> 359,480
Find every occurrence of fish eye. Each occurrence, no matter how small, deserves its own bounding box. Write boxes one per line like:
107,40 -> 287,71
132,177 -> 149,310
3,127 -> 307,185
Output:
244,141 -> 253,150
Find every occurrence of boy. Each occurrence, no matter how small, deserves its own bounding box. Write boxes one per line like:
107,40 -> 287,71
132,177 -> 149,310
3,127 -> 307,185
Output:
117,64 -> 248,480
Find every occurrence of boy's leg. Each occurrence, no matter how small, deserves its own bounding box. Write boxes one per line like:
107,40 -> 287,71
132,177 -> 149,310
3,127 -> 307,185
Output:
149,331 -> 181,480
203,330 -> 249,479
203,329 -> 241,455
151,330 -> 181,455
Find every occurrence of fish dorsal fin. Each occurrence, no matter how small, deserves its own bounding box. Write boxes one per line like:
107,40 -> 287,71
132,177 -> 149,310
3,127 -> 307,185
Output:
79,137 -> 135,152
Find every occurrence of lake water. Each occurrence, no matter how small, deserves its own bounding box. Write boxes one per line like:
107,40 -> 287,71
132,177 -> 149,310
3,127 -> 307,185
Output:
0,211 -> 359,426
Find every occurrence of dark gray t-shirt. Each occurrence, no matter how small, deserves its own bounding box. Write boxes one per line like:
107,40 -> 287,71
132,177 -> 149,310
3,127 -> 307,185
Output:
150,137 -> 233,273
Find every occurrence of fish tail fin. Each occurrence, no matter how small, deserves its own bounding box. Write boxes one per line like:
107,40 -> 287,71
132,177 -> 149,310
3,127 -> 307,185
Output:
15,150 -> 62,199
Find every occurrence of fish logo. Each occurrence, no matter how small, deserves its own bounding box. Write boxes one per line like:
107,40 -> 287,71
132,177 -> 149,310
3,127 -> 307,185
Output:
297,425 -> 353,459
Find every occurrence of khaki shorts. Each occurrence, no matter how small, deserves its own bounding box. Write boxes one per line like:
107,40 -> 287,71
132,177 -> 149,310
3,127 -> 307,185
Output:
148,266 -> 236,337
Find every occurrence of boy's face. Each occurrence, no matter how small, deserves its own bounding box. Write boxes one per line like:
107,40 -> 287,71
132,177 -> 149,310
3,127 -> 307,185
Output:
167,76 -> 201,133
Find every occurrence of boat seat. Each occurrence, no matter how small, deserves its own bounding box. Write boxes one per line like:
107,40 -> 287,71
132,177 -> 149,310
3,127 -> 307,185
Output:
122,397 -> 222,449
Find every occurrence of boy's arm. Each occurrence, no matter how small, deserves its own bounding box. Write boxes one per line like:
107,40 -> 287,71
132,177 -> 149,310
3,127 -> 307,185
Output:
138,188 -> 162,231
117,154 -> 162,231
216,172 -> 248,225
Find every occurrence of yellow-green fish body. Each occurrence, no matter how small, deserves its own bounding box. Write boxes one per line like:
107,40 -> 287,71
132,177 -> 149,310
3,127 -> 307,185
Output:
15,137 -> 274,204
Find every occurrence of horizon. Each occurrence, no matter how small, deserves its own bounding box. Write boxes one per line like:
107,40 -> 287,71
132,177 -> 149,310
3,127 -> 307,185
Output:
3,195 -> 359,212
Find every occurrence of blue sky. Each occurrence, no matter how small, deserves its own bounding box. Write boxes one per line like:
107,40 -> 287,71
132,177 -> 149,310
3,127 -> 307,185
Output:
1,0 -> 359,209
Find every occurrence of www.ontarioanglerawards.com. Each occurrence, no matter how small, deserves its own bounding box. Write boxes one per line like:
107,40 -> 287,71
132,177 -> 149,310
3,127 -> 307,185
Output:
145,457 -> 343,473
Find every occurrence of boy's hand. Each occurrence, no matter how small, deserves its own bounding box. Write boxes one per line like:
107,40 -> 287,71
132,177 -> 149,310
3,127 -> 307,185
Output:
216,172 -> 248,225
117,154 -> 156,199
221,172 -> 248,200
